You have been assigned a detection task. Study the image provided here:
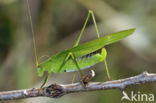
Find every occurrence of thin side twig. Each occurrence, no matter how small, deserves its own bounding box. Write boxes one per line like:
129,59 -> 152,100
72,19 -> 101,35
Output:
0,71 -> 156,101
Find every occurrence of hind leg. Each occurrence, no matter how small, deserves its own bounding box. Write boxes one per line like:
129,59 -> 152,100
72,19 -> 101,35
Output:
101,48 -> 111,80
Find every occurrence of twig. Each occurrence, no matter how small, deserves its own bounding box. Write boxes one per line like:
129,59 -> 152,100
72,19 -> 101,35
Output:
0,71 -> 156,101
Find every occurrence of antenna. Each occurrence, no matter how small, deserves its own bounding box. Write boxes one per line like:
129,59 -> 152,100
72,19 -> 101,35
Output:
26,0 -> 39,66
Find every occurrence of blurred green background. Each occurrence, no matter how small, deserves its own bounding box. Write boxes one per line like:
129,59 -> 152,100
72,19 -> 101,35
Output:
0,0 -> 156,103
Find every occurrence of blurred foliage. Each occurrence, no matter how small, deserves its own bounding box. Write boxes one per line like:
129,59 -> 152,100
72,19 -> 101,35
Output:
0,0 -> 156,103
0,14 -> 11,64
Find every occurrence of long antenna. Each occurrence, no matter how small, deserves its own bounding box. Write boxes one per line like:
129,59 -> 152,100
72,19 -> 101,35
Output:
26,0 -> 39,66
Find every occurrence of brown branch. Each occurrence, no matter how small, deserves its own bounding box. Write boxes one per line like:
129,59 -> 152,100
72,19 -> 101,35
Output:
0,71 -> 156,101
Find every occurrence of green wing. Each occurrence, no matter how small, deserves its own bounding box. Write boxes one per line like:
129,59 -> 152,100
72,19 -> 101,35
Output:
70,28 -> 136,57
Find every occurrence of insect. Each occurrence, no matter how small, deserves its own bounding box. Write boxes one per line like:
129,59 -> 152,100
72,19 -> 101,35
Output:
26,0 -> 135,88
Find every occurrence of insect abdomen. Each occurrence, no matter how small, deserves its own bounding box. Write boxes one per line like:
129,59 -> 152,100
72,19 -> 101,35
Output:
59,48 -> 107,73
